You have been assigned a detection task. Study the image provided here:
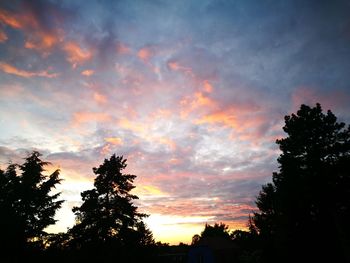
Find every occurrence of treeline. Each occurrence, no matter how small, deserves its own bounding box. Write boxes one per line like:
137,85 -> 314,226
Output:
1,103 -> 350,263
190,104 -> 350,263
0,153 -> 160,262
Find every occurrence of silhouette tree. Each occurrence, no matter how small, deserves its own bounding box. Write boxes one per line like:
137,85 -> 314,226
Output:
0,164 -> 22,256
201,223 -> 231,240
251,104 -> 350,263
18,152 -> 63,245
135,221 -> 155,246
191,222 -> 231,244
0,152 -> 63,257
69,154 -> 150,249
191,234 -> 201,245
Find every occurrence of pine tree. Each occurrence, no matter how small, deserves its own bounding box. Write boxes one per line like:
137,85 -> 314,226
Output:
251,104 -> 350,262
18,151 -> 63,243
0,151 -> 63,254
69,154 -> 150,248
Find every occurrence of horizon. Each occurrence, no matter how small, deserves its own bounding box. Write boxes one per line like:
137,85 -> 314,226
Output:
1,0 -> 350,244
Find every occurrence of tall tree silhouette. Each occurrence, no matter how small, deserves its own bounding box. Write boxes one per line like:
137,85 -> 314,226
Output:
0,164 -> 22,255
251,104 -> 350,263
69,154 -> 151,249
0,152 -> 63,256
19,152 -> 63,245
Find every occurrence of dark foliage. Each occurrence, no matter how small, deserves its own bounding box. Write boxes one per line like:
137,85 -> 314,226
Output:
0,151 -> 63,260
191,222 -> 232,245
251,104 -> 350,263
54,154 -> 155,261
200,223 -> 231,240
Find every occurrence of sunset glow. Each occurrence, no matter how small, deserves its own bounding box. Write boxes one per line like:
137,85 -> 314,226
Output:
1,0 -> 350,244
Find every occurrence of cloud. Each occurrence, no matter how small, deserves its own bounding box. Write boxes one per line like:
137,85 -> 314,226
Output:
63,41 -> 92,68
0,9 -> 29,29
137,46 -> 153,62
81,69 -> 94,76
203,80 -> 213,93
0,28 -> 7,42
0,7 -> 62,54
71,111 -> 112,127
195,110 -> 239,129
104,137 -> 123,145
24,31 -> 60,52
167,60 -> 194,77
116,42 -> 131,55
93,92 -> 107,104
0,62 -> 58,78
118,118 -> 147,134
292,87 -> 350,117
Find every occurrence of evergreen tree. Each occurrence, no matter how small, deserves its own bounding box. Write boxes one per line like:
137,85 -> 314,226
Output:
18,151 -> 63,244
251,104 -> 350,262
0,164 -> 23,255
0,152 -> 63,255
69,154 -> 150,248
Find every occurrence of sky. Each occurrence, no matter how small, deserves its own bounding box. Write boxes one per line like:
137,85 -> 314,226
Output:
1,0 -> 350,244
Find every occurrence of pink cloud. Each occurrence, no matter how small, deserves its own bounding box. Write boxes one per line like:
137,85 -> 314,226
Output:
195,110 -> 239,129
24,31 -> 61,53
118,117 -> 147,133
0,28 -> 8,42
63,41 -> 92,68
180,92 -> 217,118
104,137 -> 123,145
0,8 -> 61,54
137,47 -> 153,62
116,42 -> 131,54
93,92 -> 107,104
203,80 -> 213,93
0,9 -> 34,29
100,144 -> 111,156
0,62 -> 58,78
292,86 -> 350,114
81,69 -> 94,76
167,60 -> 194,77
157,137 -> 177,151
71,111 -> 111,127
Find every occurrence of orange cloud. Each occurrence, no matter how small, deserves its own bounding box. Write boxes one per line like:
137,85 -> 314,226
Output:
72,111 -> 111,126
0,9 -> 27,29
137,47 -> 152,62
193,92 -> 215,108
24,30 -> 60,54
195,110 -> 239,129
203,80 -> 213,93
81,69 -> 94,76
0,9 -> 60,54
63,41 -> 92,68
167,61 -> 193,76
158,137 -> 177,151
0,29 -> 8,42
104,137 -> 123,145
93,92 -> 107,104
133,185 -> 168,197
0,62 -> 58,78
100,144 -> 111,156
168,61 -> 179,70
193,103 -> 272,142
116,42 -> 131,54
118,118 -> 146,133
180,92 -> 216,118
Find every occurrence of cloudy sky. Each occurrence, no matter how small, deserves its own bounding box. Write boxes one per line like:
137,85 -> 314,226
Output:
1,0 -> 350,244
